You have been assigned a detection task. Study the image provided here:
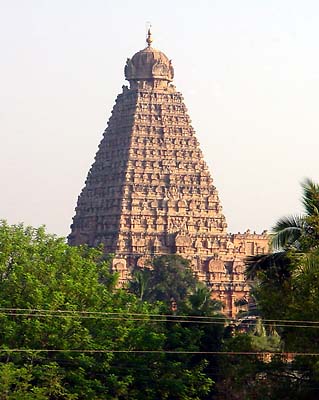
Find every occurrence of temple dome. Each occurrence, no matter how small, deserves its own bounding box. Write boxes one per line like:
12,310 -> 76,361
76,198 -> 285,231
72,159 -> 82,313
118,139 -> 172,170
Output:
124,29 -> 174,82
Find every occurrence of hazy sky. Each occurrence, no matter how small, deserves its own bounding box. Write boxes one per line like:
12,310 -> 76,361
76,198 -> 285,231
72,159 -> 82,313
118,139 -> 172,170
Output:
1,0 -> 319,237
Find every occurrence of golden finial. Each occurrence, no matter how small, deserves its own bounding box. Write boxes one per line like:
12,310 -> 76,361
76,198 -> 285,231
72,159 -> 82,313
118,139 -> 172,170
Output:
146,26 -> 153,47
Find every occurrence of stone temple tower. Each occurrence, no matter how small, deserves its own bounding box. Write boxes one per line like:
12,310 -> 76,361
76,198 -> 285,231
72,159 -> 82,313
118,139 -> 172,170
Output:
69,30 -> 268,316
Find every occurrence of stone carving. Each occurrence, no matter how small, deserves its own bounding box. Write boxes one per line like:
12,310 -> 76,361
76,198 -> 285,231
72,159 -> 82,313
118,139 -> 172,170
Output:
68,32 -> 269,318
195,237 -> 202,249
137,256 -> 151,268
112,258 -> 128,285
208,259 -> 225,273
117,237 -> 126,251
153,237 -> 162,252
152,61 -> 169,78
175,234 -> 192,248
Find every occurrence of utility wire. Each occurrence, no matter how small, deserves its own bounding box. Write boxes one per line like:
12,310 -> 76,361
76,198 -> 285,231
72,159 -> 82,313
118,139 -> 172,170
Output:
1,309 -> 319,329
1,313 -> 319,329
0,312 -> 226,325
2,307 -> 319,325
0,308 -> 225,320
0,349 -> 317,356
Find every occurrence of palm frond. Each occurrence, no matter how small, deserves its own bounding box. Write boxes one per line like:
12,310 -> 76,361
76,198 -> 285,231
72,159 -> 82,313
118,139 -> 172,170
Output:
272,215 -> 305,232
271,215 -> 304,250
301,178 -> 319,216
245,251 -> 288,280
293,251 -> 319,280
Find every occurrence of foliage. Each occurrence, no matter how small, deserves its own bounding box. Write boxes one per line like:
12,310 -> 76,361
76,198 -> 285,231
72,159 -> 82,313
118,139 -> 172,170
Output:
129,255 -> 227,398
246,179 -> 319,284
0,222 -> 214,399
234,179 -> 319,399
129,255 -> 198,305
271,178 -> 319,251
236,248 -> 319,399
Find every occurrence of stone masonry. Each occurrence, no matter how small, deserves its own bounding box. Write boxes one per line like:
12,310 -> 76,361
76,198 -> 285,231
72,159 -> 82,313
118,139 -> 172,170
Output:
69,30 -> 269,317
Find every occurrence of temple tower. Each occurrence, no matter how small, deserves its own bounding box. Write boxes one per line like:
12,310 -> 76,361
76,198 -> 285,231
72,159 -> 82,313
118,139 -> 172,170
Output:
69,30 -> 268,316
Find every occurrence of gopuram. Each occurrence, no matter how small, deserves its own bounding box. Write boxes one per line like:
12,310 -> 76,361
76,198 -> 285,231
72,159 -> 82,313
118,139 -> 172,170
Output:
69,30 -> 269,317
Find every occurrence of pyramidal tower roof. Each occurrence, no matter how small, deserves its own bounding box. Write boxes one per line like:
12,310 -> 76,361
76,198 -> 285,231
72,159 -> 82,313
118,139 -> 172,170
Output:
68,31 -> 269,317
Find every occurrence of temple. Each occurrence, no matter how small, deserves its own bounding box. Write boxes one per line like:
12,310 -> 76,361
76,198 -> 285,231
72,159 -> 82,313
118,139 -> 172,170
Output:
68,30 -> 269,317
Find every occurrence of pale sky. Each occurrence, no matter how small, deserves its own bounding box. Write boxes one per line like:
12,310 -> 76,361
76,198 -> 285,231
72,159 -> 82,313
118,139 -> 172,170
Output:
1,0 -> 319,237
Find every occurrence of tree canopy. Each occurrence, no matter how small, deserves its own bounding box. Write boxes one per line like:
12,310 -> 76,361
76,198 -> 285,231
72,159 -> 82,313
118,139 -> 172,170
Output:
228,179 -> 319,399
129,254 -> 198,305
0,221 -> 216,399
272,178 -> 319,251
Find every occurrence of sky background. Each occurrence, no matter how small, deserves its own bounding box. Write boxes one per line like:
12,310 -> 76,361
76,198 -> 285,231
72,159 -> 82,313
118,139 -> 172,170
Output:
1,0 -> 319,237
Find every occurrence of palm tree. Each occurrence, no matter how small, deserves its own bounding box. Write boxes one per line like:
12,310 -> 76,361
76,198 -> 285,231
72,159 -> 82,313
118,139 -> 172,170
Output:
246,178 -> 319,280
271,178 -> 319,251
188,284 -> 222,315
129,268 -> 152,301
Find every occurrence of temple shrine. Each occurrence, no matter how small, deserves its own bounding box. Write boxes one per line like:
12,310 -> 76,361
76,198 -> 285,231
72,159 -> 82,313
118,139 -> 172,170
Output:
69,30 -> 269,316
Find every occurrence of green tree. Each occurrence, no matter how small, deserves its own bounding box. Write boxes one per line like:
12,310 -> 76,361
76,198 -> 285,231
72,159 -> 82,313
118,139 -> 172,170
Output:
232,179 -> 319,399
246,179 -> 319,283
129,254 -> 197,306
237,248 -> 319,400
130,256 -> 226,399
272,178 -> 319,251
0,222 -> 214,399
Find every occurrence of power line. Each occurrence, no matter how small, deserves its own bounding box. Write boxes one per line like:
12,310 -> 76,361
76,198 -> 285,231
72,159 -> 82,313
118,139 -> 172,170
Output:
1,308 -> 319,329
2,313 -> 319,329
0,308 -> 225,320
2,307 -> 319,325
0,349 -> 318,356
0,312 -> 226,325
